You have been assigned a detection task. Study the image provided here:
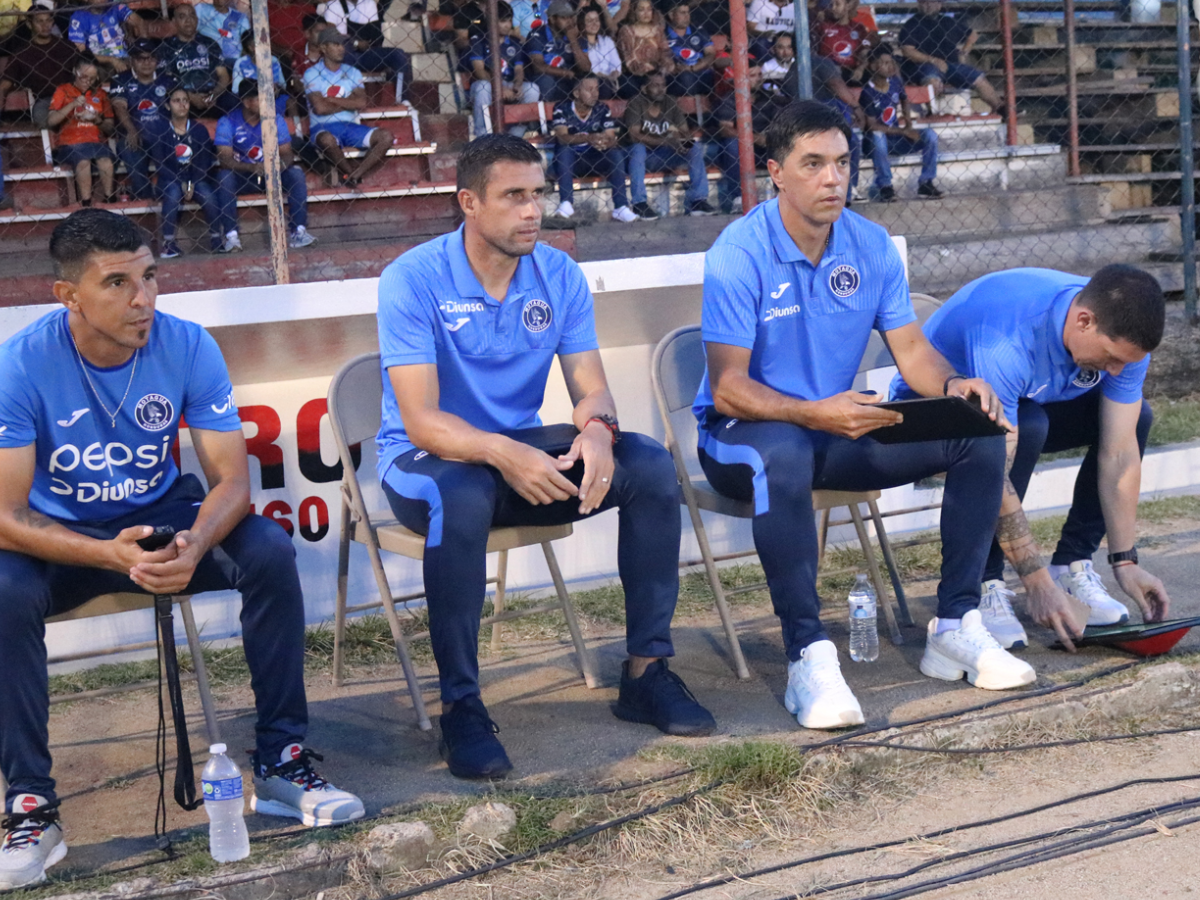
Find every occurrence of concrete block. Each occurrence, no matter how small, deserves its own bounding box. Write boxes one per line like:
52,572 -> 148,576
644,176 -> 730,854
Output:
1103,181 -> 1154,211
437,81 -> 458,113
1031,25 -> 1058,45
458,802 -> 517,843
1157,91 -> 1180,118
1074,45 -> 1097,74
362,822 -> 436,872
412,51 -> 452,82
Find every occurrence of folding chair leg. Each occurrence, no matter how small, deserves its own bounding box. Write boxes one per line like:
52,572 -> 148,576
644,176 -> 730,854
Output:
541,542 -> 600,689
490,550 -> 508,653
684,494 -> 752,680
817,507 -> 831,565
179,597 -> 222,746
365,532 -> 432,731
868,498 -> 913,627
333,495 -> 352,687
848,503 -> 903,646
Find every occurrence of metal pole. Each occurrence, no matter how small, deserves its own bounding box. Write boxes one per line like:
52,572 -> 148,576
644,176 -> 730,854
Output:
999,0 -> 1018,146
1178,0 -> 1197,321
487,0 -> 504,134
729,0 -> 756,212
249,0 -> 291,284
793,0 -> 812,100
1065,0 -> 1080,175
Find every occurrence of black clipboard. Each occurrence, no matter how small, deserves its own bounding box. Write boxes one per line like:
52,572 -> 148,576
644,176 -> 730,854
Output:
867,396 -> 1007,444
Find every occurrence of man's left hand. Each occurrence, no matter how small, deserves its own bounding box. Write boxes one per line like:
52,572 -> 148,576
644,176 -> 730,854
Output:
945,376 -> 1012,431
558,426 -> 614,515
129,531 -> 206,595
1113,564 -> 1170,622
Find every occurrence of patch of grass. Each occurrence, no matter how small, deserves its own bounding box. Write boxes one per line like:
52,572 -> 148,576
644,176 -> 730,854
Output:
1149,394 -> 1200,447
690,740 -> 805,793
1136,494 -> 1200,524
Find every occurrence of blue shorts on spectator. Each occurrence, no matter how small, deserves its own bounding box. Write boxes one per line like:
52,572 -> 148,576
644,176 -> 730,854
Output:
53,142 -> 113,167
313,121 -> 376,149
905,60 -> 982,89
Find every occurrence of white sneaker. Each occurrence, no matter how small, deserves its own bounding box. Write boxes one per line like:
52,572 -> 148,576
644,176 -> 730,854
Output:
555,200 -> 575,218
251,744 -> 365,827
0,794 -> 67,890
978,579 -> 1027,650
288,226 -> 317,248
222,231 -> 243,253
920,610 -> 1036,690
611,205 -> 639,223
784,640 -> 864,729
1058,560 -> 1129,626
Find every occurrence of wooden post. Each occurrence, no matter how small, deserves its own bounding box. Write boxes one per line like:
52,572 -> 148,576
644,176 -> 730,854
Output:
728,0 -> 756,212
487,0 -> 504,134
1065,0 -> 1080,175
999,0 -> 1018,147
249,0 -> 291,285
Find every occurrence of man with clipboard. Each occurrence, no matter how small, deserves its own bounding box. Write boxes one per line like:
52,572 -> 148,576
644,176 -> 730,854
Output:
891,266 -> 1171,652
695,101 -> 1032,733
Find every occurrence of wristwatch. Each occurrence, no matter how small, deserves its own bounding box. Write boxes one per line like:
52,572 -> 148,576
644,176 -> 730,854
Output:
586,414 -> 621,445
1107,547 -> 1138,566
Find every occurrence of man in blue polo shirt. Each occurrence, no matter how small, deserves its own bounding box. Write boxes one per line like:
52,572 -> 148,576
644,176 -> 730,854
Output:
697,101 -> 1029,731
550,74 -> 637,222
891,266 -> 1171,652
523,0 -> 588,103
0,210 -> 363,890
110,41 -> 175,200
376,134 -> 715,781
663,0 -> 715,96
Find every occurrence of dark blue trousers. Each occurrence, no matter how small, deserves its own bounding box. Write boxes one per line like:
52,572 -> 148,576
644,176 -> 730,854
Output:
381,430 -> 682,704
160,177 -> 224,243
0,474 -> 308,810
982,390 -> 1154,581
217,166 -> 308,234
697,411 -> 1007,659
555,144 -> 629,208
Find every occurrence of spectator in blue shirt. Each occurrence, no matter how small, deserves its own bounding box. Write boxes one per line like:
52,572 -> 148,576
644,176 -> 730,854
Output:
468,1 -> 539,136
524,0 -> 589,103
550,73 -> 636,222
663,0 -> 713,96
860,46 -> 941,201
110,40 -> 175,200
232,29 -> 288,115
696,101 -> 1027,731
215,80 -> 315,251
195,0 -> 250,69
374,133 -> 715,780
898,0 -> 1000,113
158,3 -> 235,116
148,85 -> 226,258
68,0 -> 144,73
303,27 -> 395,187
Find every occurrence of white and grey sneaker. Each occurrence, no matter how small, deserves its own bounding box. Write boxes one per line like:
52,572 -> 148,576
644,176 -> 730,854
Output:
288,226 -> 316,249
554,200 -> 575,218
1058,560 -> 1129,626
784,639 -> 864,729
611,205 -> 639,223
220,230 -> 243,253
920,610 -> 1036,690
251,744 -> 364,827
979,579 -> 1028,650
0,794 -> 66,890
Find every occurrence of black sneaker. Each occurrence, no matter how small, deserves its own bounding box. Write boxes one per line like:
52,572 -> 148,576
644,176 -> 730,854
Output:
439,695 -> 513,780
688,200 -> 717,216
877,185 -> 896,203
612,659 -> 716,737
918,181 -> 944,199
631,201 -> 659,220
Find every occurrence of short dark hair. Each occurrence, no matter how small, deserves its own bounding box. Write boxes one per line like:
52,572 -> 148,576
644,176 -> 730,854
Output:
765,100 -> 853,164
170,2 -> 194,17
456,133 -> 543,196
302,12 -> 322,30
496,0 -> 513,18
772,31 -> 793,45
868,42 -> 894,62
1076,264 -> 1165,351
50,210 -> 150,280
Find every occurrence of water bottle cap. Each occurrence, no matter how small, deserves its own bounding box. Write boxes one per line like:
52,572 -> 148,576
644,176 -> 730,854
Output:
209,743 -> 227,754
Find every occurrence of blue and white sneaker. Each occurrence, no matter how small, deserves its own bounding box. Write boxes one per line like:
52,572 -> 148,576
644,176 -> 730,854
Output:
251,744 -> 364,827
159,240 -> 182,259
1058,560 -> 1130,626
0,795 -> 66,890
979,579 -> 1028,650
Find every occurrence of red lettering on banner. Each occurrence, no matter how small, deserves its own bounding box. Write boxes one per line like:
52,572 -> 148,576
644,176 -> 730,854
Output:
296,399 -> 360,484
262,500 -> 294,536
298,495 -> 330,542
241,406 -> 286,490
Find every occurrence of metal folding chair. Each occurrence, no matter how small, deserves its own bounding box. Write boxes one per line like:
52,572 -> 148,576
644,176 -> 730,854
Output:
327,352 -> 600,732
651,325 -> 912,681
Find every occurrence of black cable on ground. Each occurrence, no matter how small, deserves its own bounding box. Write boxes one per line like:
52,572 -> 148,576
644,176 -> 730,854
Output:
652,773 -> 1200,900
837,724 -> 1200,755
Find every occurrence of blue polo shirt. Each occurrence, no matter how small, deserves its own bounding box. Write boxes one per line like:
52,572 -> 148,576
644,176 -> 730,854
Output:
694,199 -> 913,421
665,25 -> 712,67
375,226 -> 599,477
524,23 -> 574,71
888,268 -> 1149,421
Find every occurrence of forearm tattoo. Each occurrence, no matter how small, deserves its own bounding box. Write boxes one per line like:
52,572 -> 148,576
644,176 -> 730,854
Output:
995,437 -> 1044,578
13,506 -> 57,529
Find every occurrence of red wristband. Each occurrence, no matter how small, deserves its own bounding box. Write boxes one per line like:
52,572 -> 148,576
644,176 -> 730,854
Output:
585,417 -> 618,445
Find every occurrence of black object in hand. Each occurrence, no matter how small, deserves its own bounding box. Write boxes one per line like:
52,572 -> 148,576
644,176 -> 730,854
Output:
137,525 -> 176,551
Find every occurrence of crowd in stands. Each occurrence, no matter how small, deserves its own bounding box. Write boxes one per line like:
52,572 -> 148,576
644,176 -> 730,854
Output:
0,0 -> 1006,232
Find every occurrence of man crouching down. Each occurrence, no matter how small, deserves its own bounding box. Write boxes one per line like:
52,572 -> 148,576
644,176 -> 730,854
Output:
376,134 -> 715,781
0,210 -> 363,891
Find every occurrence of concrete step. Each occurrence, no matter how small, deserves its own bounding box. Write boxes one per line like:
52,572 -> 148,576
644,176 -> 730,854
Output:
907,218 -> 1182,296
858,145 -> 1065,195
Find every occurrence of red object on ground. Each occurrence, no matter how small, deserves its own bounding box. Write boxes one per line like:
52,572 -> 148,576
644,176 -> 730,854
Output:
1113,628 -> 1192,657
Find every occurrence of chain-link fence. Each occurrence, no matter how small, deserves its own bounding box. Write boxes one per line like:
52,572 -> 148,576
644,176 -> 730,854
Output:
0,0 -> 1195,307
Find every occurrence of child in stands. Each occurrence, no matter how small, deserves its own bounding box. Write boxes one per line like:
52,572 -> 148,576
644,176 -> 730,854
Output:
860,44 -> 942,201
48,60 -> 116,206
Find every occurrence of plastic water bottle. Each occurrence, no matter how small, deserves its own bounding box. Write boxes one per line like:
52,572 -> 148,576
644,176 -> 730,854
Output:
848,573 -> 879,663
201,743 -> 250,862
